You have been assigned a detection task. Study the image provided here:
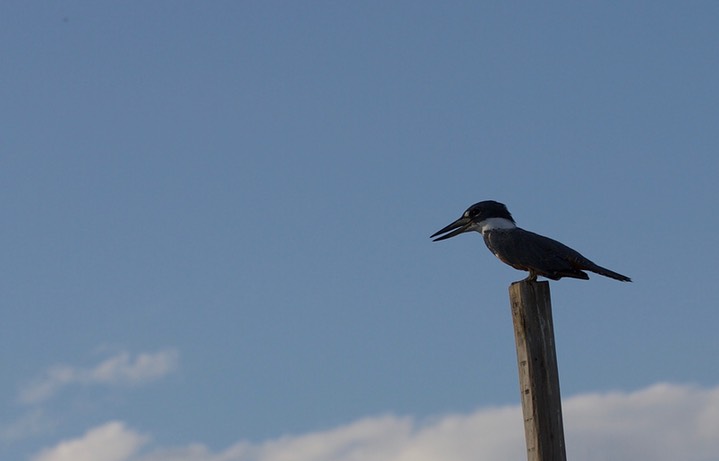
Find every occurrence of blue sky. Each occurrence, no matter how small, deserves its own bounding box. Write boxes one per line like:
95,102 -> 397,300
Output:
2,2 -> 718,460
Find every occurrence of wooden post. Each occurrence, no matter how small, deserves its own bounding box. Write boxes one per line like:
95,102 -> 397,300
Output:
509,280 -> 567,461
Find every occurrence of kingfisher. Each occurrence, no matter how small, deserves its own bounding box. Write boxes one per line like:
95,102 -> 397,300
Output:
431,200 -> 631,282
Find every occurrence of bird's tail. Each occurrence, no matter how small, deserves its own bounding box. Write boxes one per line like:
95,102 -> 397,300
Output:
589,264 -> 632,282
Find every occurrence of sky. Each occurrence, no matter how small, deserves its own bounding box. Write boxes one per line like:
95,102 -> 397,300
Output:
1,2 -> 718,460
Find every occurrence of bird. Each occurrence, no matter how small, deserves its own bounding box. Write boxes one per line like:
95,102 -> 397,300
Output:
431,200 -> 631,282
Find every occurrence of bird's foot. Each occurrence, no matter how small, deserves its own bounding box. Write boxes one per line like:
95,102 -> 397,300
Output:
523,271 -> 538,283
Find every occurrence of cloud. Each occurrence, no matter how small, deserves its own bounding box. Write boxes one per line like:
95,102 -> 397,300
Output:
31,422 -> 148,461
31,382 -> 719,461
19,350 -> 179,405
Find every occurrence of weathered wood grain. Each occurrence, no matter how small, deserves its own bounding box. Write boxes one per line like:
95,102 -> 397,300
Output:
509,280 -> 567,461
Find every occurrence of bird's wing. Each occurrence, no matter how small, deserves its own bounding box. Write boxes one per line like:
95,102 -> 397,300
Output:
484,229 -> 591,280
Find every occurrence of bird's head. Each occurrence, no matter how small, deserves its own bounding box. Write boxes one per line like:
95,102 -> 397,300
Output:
431,200 -> 516,241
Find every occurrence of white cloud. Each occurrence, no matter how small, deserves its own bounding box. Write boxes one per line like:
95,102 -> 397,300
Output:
31,422 -> 148,461
86,350 -> 179,385
19,350 -> 179,404
31,382 -> 719,461
564,383 -> 719,461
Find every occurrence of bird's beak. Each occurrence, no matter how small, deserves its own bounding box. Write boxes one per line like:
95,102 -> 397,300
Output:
430,216 -> 472,241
